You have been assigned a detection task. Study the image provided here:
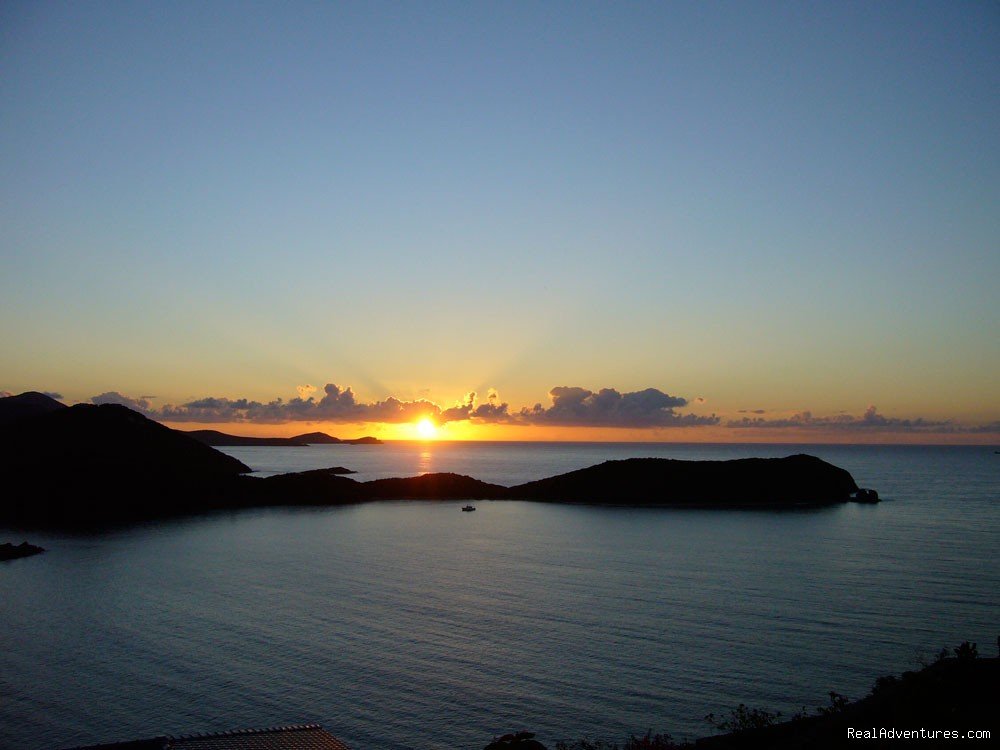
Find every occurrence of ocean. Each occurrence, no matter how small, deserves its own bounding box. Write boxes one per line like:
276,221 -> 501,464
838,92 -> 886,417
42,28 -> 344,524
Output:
1,442 -> 997,749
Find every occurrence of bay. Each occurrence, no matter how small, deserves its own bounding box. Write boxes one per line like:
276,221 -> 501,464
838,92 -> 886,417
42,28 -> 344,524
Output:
1,443 -> 997,749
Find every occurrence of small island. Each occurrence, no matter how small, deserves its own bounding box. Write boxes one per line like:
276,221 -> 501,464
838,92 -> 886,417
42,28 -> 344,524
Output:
0,541 -> 45,561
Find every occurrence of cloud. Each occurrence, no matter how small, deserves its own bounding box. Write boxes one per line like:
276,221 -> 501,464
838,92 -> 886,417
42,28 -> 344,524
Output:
472,386 -> 718,428
0,391 -> 12,398
726,405 -> 953,432
92,391 -> 152,411
296,384 -> 317,399
149,383 -> 442,424
470,388 -> 513,422
440,392 -> 477,423
738,409 -> 767,414
85,382 -> 716,429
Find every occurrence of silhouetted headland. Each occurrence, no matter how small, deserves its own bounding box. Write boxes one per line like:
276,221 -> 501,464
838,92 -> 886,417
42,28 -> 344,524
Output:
0,390 -> 67,426
0,392 -> 877,528
184,429 -> 383,446
0,398 -> 251,526
507,455 -> 863,506
0,541 -> 45,560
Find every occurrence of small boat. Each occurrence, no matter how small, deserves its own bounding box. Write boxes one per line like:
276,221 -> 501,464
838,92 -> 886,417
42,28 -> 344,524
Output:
461,505 -> 476,512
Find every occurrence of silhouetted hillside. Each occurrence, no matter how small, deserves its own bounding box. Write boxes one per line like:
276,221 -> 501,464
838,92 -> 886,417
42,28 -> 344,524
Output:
290,431 -> 343,444
341,435 -> 382,445
0,391 -> 67,427
184,429 -> 383,446
290,432 -> 382,445
508,455 -> 859,506
257,468 -> 364,504
184,429 -> 310,446
0,403 -> 251,525
364,472 -> 506,500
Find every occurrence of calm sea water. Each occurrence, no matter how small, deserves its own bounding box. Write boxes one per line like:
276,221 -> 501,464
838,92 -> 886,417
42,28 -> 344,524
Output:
1,443 -> 997,749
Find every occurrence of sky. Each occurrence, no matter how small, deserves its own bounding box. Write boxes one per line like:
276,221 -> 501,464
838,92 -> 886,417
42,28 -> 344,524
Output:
1,1 -> 997,442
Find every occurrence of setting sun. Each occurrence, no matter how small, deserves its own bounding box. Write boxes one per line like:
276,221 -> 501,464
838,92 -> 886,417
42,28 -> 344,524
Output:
415,418 -> 438,439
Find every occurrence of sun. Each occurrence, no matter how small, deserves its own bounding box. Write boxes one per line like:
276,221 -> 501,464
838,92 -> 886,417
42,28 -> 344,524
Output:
416,418 -> 438,439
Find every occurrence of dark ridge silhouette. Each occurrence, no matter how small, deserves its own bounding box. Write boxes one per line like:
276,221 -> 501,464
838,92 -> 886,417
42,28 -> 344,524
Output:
363,472 -> 507,500
184,429 -> 310,446
290,431 -> 383,444
0,391 -> 67,427
290,431 -> 343,444
340,435 -> 383,445
184,429 -> 383,446
0,403 -> 251,525
256,468 -> 365,504
0,401 -> 875,528
0,541 -> 45,560
507,455 -> 860,506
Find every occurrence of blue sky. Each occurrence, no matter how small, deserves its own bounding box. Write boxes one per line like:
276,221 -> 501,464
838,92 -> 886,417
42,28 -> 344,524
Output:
1,1 -> 997,439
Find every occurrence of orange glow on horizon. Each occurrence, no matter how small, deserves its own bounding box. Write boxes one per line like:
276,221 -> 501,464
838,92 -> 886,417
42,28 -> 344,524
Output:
158,418 -> 1000,445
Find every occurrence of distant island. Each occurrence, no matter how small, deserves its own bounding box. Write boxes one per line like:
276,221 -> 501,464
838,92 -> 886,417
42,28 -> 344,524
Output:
183,429 -> 382,447
0,391 -> 878,529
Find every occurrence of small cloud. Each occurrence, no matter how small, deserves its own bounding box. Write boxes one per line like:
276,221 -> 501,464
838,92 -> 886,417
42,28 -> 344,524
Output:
695,396 -> 706,404
0,390 -> 13,398
296,384 -> 317,399
440,392 -> 477,422
41,391 -> 63,400
91,391 -> 152,412
470,388 -> 513,422
738,409 -> 767,415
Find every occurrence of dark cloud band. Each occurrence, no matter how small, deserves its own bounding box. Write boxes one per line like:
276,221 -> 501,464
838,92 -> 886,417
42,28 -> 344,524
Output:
88,383 -> 717,428
727,405 -> 954,432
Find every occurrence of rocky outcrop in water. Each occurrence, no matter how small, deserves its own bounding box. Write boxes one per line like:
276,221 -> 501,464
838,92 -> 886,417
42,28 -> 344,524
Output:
0,541 -> 45,560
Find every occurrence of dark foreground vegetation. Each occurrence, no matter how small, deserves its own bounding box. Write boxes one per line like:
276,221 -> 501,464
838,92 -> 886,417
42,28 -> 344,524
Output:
489,644 -> 998,749
1,391 -> 876,528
